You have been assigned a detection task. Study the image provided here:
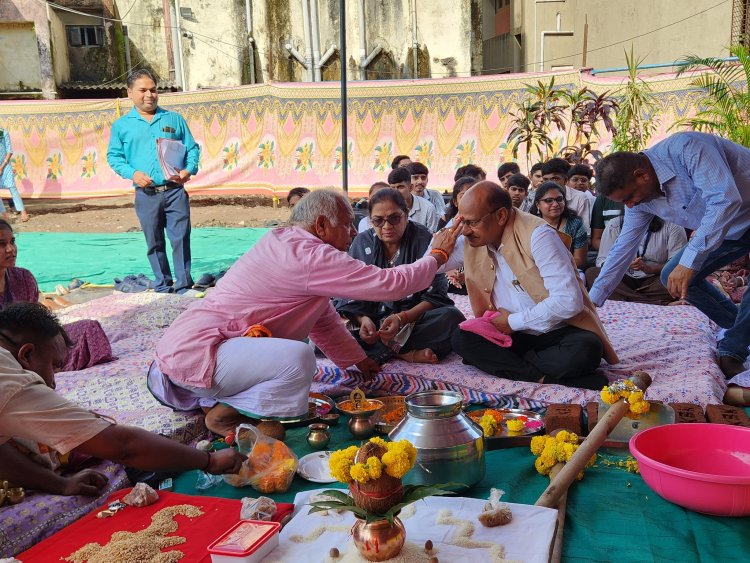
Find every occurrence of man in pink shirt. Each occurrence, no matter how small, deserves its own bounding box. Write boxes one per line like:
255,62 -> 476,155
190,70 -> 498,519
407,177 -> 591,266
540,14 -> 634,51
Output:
150,189 -> 461,435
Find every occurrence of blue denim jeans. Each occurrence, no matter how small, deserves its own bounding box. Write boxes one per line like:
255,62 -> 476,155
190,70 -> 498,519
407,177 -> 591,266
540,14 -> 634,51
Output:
661,228 -> 750,362
0,182 -> 25,213
134,186 -> 192,293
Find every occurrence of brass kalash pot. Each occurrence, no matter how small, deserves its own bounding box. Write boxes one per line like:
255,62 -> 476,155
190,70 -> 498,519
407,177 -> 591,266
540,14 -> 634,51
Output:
389,390 -> 485,490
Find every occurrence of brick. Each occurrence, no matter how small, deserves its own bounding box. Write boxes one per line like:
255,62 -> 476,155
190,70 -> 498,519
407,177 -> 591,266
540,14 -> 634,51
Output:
669,403 -> 706,424
705,404 -> 750,427
544,404 -> 583,435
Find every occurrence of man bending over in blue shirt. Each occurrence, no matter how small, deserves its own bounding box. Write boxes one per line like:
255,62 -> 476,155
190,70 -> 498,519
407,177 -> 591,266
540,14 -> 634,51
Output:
107,69 -> 200,294
589,132 -> 750,378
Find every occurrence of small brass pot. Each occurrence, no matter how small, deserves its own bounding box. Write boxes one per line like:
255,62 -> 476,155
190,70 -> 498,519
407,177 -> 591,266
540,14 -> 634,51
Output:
351,515 -> 406,561
8,487 -> 25,505
306,423 -> 331,449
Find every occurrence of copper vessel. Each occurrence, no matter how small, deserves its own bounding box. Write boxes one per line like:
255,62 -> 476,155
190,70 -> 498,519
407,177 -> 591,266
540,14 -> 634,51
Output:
351,516 -> 406,561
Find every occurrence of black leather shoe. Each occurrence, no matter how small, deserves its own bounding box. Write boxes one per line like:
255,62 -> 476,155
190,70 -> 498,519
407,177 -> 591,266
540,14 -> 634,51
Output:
719,355 -> 747,378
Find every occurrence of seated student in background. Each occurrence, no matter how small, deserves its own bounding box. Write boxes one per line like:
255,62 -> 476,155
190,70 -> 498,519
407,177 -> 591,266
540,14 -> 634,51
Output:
446,182 -> 618,390
505,173 -> 532,212
586,215 -> 687,305
439,176 -> 477,230
567,164 -> 596,202
286,187 -> 310,208
0,303 -> 245,497
335,189 -> 465,364
497,162 -> 521,188
590,193 -> 625,251
389,167 -> 438,232
542,158 -> 592,235
524,162 -> 544,210
0,220 -> 113,372
454,164 -> 487,182
531,182 -> 589,270
391,154 -> 412,169
357,181 -> 390,233
407,162 -> 446,218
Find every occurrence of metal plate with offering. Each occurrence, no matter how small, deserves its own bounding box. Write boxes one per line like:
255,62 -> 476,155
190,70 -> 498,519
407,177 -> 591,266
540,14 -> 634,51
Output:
257,392 -> 334,428
371,395 -> 407,433
468,408 -> 545,440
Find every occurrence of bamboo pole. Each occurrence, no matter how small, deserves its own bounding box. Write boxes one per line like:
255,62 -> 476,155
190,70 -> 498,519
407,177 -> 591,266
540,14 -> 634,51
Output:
536,371 -> 652,509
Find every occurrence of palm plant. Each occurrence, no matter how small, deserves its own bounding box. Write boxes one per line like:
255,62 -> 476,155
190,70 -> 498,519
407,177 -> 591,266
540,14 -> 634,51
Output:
506,99 -> 555,169
671,43 -> 750,148
611,47 -> 659,153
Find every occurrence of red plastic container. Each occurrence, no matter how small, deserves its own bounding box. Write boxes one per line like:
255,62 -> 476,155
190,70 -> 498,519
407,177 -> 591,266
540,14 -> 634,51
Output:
629,423 -> 750,516
207,520 -> 282,562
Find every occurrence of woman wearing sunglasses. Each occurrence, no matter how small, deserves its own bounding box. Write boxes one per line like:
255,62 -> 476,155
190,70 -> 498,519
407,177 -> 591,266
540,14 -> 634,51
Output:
532,181 -> 589,269
335,188 -> 465,364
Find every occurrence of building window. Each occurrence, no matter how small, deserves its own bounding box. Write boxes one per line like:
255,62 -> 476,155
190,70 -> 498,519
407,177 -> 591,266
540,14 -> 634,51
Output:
67,26 -> 104,47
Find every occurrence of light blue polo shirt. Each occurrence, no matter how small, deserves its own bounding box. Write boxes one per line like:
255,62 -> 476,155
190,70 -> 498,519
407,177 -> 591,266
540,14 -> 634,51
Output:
106,106 -> 200,187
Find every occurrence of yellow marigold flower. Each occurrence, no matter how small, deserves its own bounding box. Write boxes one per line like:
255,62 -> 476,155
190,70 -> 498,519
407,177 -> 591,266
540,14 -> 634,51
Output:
530,435 -> 546,455
369,437 -> 388,450
586,454 -> 597,468
628,390 -> 644,404
350,462 -> 370,483
534,456 -> 553,475
625,459 -> 640,474
555,430 -> 569,443
567,432 -> 579,444
506,419 -> 526,433
402,441 -> 417,467
631,400 -> 650,415
329,456 -> 354,484
381,450 -> 411,478
562,442 -> 577,461
600,388 -> 618,404
480,414 -> 498,437
366,456 -> 383,479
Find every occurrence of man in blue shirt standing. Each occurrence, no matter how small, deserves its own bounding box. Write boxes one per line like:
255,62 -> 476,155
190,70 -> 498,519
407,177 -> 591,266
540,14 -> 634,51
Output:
589,132 -> 750,378
107,69 -> 200,294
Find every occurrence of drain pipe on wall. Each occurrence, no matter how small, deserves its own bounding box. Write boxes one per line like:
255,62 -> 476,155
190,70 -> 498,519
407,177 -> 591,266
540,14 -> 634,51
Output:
310,0 -> 322,81
301,0 -> 314,81
316,44 -> 337,79
171,0 -> 186,89
244,0 -> 256,83
358,0 -> 367,80
410,0 -> 418,78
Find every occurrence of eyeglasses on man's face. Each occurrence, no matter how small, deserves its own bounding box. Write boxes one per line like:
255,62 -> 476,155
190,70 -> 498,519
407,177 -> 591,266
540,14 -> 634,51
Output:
463,206 -> 501,229
539,196 -> 565,205
371,213 -> 405,227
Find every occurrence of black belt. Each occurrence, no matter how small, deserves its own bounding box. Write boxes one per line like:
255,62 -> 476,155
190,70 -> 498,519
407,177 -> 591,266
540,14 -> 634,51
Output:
143,182 -> 181,194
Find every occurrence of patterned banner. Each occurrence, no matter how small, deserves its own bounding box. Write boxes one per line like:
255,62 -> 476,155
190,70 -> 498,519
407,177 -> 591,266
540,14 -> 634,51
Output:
0,69 -> 703,199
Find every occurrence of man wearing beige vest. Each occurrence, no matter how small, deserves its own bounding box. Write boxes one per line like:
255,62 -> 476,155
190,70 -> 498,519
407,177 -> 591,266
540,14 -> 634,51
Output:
444,182 -> 619,389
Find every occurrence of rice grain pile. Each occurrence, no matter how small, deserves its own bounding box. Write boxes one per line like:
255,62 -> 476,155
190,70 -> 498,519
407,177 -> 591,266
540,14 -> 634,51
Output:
65,504 -> 204,563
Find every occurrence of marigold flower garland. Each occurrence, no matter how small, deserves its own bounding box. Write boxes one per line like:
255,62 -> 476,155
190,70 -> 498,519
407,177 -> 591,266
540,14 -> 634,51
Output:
530,431 -> 596,480
328,438 -> 418,484
600,379 -> 650,418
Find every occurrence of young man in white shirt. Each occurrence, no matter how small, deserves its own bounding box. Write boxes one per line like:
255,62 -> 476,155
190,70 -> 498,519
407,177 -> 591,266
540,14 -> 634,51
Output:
389,167 -> 439,232
444,181 -> 618,389
408,162 -> 446,218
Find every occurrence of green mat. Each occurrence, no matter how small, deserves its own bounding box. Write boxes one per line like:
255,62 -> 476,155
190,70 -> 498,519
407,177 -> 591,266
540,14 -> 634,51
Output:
174,424 -> 750,562
14,228 -> 269,292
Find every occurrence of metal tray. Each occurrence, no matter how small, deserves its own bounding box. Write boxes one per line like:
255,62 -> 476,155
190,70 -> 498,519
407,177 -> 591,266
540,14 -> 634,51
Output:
371,396 -> 407,434
467,408 -> 545,440
257,392 -> 335,428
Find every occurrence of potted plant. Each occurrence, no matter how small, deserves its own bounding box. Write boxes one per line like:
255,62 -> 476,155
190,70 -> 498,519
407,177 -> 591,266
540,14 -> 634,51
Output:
308,437 -> 454,561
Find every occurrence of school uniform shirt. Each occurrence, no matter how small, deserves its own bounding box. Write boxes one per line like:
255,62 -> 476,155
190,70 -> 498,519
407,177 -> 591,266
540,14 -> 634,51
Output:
564,186 -> 592,235
596,218 -> 688,278
408,194 -> 439,232
107,107 -> 200,187
590,132 -> 750,305
425,189 -> 447,217
0,348 -> 110,454
439,225 -> 583,335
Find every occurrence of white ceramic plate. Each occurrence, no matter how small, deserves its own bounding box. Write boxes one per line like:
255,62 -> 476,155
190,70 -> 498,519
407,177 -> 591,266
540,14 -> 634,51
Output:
297,451 -> 337,483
